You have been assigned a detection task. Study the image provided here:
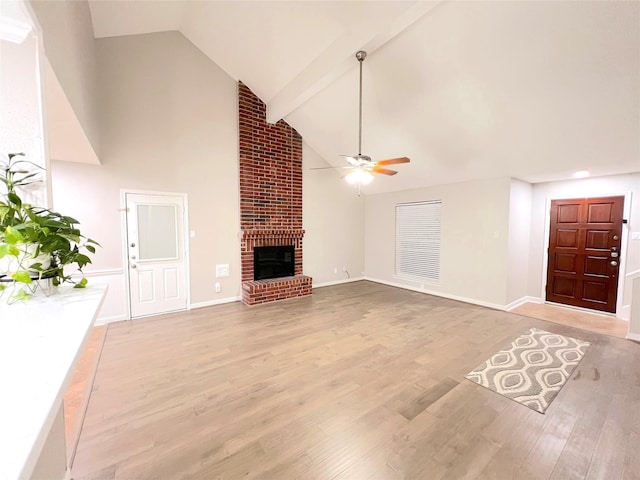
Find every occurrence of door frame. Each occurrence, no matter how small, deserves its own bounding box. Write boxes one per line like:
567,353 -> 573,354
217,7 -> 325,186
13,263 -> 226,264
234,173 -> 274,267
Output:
120,189 -> 191,320
540,191 -> 632,318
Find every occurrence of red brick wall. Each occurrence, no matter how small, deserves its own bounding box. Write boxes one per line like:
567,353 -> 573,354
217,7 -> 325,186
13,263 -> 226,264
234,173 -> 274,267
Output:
238,82 -> 303,231
242,276 -> 312,306
238,82 -> 311,303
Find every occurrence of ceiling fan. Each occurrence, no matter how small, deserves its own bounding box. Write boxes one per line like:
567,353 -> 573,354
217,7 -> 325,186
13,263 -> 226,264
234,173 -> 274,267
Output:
311,50 -> 410,192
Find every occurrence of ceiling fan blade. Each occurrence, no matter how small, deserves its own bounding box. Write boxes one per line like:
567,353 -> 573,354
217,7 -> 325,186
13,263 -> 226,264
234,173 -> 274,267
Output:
376,157 -> 410,166
372,166 -> 398,176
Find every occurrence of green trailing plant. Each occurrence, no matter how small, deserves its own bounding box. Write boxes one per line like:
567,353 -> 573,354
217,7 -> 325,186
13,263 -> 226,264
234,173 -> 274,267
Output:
0,152 -> 99,301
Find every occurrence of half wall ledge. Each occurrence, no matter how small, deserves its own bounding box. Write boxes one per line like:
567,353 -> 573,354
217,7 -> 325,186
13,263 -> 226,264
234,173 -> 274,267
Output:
242,275 -> 312,306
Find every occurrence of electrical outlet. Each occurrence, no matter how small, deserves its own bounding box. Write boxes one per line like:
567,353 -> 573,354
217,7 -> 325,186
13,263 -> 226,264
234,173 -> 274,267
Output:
215,282 -> 221,293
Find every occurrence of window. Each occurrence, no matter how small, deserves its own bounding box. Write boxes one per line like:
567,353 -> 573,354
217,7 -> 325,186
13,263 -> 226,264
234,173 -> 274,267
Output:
395,200 -> 442,282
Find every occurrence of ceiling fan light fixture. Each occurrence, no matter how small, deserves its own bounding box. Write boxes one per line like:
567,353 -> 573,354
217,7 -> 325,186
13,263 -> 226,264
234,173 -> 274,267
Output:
311,49 -> 407,192
345,168 -> 374,186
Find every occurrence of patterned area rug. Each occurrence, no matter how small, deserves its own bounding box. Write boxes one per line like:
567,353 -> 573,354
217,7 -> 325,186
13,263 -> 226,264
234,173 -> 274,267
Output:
465,328 -> 590,413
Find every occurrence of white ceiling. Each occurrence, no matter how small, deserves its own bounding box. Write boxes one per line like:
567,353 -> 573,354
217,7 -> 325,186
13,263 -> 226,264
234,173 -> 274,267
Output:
88,0 -> 640,194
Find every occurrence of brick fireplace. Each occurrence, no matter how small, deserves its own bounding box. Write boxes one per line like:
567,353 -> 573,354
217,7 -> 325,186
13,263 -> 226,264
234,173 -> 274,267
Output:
238,82 -> 312,305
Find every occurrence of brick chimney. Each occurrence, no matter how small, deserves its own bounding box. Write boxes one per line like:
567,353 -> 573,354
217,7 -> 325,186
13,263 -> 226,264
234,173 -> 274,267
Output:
238,82 -> 312,305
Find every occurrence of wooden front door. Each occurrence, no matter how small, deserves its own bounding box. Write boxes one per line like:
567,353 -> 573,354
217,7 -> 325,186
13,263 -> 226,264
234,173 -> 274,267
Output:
546,196 -> 624,313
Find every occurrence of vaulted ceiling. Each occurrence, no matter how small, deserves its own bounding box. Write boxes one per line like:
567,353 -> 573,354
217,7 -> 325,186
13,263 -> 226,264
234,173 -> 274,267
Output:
88,0 -> 639,194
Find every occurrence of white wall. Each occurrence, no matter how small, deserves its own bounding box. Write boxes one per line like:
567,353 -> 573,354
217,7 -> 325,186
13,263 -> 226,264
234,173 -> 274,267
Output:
528,173 -> 640,319
51,31 -> 240,320
51,31 -> 369,322
364,177 -> 512,307
506,178 -> 532,305
364,173 -> 639,315
0,35 -> 40,157
0,22 -> 48,206
29,0 -> 99,157
303,144 -> 365,285
630,275 -> 640,340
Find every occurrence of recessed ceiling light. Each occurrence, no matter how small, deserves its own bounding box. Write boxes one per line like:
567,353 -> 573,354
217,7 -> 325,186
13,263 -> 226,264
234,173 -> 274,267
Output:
573,170 -> 590,179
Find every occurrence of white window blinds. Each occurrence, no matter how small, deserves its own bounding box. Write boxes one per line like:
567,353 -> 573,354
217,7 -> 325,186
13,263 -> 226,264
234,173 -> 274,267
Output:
395,200 -> 442,282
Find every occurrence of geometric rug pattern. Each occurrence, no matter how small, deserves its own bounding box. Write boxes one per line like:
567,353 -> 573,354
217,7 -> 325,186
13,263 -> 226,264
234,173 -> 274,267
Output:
465,328 -> 590,413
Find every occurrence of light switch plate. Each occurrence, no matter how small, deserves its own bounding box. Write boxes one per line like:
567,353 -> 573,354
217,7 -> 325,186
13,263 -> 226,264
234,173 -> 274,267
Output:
632,232 -> 640,240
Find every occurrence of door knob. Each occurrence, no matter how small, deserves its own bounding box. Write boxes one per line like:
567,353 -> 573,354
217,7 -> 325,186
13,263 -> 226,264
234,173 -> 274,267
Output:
130,242 -> 136,247
131,264 -> 137,269
610,260 -> 618,267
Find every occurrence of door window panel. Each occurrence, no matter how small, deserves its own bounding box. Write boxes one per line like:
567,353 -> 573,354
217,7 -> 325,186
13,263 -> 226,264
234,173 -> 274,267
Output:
137,204 -> 178,260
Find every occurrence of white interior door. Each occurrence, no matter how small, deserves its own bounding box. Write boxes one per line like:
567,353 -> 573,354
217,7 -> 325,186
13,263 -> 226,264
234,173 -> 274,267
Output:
125,193 -> 188,318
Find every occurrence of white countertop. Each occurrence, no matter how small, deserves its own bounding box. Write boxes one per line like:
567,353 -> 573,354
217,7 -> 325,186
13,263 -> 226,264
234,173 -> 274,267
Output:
0,284 -> 107,479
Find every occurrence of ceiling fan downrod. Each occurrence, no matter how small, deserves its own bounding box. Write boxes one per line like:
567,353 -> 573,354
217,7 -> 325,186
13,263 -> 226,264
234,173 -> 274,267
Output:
309,49 -> 409,188
356,50 -> 366,157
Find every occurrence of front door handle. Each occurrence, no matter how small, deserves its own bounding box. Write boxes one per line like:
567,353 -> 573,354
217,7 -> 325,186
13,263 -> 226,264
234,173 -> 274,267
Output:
610,260 -> 618,267
131,264 -> 137,269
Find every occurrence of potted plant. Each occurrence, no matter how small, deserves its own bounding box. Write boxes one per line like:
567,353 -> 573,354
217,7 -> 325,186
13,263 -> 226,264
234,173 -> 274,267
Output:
0,152 -> 99,301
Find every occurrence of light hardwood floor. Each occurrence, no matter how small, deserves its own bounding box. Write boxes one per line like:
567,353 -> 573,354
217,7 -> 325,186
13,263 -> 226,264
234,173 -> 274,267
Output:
71,281 -> 640,479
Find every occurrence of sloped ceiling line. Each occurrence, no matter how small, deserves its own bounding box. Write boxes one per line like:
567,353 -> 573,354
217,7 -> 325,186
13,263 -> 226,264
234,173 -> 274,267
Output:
86,0 -> 640,194
265,1 -> 446,124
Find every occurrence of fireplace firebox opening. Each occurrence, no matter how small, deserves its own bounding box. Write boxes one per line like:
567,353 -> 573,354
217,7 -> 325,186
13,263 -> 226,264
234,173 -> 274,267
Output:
253,245 -> 295,281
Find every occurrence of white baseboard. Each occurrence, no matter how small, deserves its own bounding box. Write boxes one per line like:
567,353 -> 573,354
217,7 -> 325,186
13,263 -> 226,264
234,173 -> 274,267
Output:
190,296 -> 241,309
312,276 -> 365,289
505,296 -> 542,311
190,279 -> 367,307
364,276 -> 506,311
626,332 -> 640,342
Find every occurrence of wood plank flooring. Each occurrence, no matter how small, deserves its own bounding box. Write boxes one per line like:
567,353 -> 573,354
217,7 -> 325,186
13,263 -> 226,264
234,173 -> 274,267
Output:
71,281 -> 640,479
